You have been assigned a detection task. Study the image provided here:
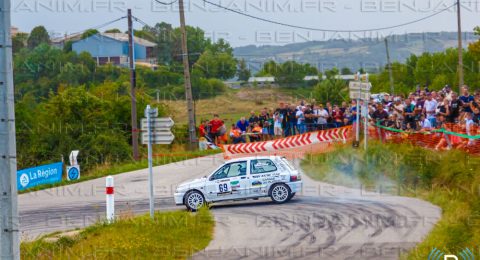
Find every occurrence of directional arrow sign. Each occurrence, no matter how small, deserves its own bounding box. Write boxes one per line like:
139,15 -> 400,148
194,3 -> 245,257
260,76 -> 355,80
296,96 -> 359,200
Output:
349,82 -> 372,92
349,92 -> 371,100
141,131 -> 175,145
141,117 -> 175,131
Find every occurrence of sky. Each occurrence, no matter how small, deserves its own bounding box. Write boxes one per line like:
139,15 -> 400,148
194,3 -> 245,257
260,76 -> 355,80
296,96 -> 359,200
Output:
12,0 -> 480,47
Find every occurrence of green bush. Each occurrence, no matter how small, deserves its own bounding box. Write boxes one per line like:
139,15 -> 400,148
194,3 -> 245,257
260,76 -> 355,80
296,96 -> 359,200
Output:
21,209 -> 214,259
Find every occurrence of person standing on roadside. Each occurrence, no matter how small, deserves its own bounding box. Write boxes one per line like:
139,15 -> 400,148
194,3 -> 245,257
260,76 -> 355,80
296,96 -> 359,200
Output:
285,105 -> 297,136
304,105 -> 314,132
403,98 -> 417,129
209,114 -> 224,144
424,93 -> 438,127
229,124 -> 244,144
236,117 -> 249,133
372,103 -> 389,126
332,105 -> 344,128
448,93 -> 462,123
316,104 -> 329,130
460,86 -> 474,114
296,106 -> 306,134
248,111 -> 259,132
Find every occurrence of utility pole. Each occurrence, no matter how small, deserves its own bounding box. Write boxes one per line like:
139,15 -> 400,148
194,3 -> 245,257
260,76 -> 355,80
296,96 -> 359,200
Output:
128,9 -> 139,160
384,38 -> 394,96
456,0 -> 464,92
364,73 -> 369,151
178,0 -> 198,146
0,0 -> 20,258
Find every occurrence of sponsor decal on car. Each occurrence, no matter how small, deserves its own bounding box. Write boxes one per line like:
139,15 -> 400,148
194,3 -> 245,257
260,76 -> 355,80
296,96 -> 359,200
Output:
230,180 -> 240,191
251,180 -> 262,187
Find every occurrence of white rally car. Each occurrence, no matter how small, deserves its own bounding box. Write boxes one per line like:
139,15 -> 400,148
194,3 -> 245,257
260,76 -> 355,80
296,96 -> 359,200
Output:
174,156 -> 302,211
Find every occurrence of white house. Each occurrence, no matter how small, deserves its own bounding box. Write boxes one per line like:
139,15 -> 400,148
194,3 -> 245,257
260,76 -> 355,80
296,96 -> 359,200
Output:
304,75 -> 320,81
248,77 -> 275,83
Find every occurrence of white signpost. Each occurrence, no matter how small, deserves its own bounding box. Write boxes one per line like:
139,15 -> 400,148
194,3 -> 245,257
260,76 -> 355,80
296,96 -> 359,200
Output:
141,105 -> 175,219
141,132 -> 175,144
141,118 -> 174,130
349,73 -> 371,150
67,150 -> 81,181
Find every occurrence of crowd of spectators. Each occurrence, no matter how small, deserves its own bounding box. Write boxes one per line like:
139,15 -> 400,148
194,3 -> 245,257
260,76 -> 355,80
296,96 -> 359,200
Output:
199,85 -> 480,145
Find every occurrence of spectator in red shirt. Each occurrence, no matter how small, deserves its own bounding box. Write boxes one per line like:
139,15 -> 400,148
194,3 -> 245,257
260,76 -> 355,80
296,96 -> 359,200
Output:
199,120 -> 207,137
332,105 -> 344,127
209,114 -> 225,143
198,119 -> 214,143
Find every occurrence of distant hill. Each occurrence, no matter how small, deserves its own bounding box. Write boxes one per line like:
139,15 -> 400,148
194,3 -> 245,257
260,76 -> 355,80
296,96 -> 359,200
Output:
234,32 -> 478,73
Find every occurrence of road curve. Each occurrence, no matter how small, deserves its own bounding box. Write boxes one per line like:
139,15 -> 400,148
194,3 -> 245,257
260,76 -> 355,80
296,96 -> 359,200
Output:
19,155 -> 440,260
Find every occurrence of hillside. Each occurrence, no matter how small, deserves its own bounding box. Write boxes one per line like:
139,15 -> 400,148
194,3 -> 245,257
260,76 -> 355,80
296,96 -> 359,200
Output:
163,87 -> 302,126
234,31 -> 478,72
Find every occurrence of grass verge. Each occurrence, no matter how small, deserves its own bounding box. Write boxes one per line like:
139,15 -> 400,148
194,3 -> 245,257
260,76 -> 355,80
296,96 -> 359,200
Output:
301,141 -> 480,259
21,208 -> 214,259
20,149 -> 221,194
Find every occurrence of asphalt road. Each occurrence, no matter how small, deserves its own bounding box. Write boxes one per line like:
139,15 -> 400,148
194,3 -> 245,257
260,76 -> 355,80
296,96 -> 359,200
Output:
19,154 -> 441,259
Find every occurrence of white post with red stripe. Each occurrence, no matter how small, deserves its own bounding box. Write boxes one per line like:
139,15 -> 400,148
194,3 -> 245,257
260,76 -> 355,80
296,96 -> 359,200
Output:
106,176 -> 114,223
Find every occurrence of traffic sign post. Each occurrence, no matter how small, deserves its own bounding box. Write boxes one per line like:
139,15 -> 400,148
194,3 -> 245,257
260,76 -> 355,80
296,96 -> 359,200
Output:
142,105 -> 175,219
349,73 -> 371,150
353,72 -> 361,148
364,73 -> 370,151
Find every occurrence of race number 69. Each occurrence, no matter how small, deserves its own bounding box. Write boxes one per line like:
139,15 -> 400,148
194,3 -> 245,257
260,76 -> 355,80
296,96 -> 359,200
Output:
218,183 -> 230,193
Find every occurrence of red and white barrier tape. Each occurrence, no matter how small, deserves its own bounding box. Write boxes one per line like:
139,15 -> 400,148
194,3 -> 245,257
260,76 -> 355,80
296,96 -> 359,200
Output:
223,126 -> 352,159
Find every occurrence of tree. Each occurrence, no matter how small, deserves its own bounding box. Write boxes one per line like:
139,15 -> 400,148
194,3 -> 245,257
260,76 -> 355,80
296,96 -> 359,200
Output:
256,60 -> 318,84
171,26 -> 210,65
256,60 -> 278,77
313,78 -> 348,105
340,67 -> 352,75
143,22 -> 174,65
237,59 -> 251,81
324,68 -> 339,79
81,29 -> 99,39
134,30 -> 156,42
104,28 -> 122,33
193,50 -> 237,80
12,32 -> 28,53
63,41 -> 73,52
27,26 -> 50,49
468,26 -> 480,57
207,38 -> 233,55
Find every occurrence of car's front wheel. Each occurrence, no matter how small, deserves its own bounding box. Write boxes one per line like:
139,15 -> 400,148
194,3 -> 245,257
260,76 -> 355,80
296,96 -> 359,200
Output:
184,190 -> 205,211
270,184 -> 291,204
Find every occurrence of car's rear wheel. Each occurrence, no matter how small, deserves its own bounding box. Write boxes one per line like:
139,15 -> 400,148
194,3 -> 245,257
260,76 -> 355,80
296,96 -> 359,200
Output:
185,190 -> 205,211
270,184 -> 291,204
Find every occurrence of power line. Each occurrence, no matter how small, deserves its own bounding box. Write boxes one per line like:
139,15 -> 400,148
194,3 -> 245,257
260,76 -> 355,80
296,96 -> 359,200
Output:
132,16 -> 150,28
62,16 -> 127,38
201,0 -> 457,33
153,0 -> 179,5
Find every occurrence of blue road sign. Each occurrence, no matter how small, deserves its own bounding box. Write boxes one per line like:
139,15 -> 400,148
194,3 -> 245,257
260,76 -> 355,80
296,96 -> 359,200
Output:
67,166 -> 80,181
17,162 -> 63,191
